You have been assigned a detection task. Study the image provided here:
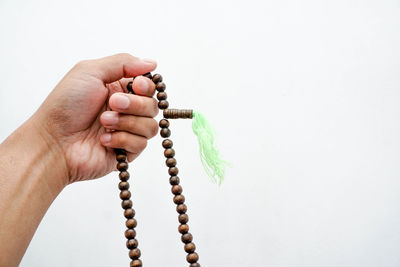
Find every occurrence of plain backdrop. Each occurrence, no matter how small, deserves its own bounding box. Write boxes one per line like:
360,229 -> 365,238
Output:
1,0 -> 400,266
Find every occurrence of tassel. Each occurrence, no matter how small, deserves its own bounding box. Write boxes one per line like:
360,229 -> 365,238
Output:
192,111 -> 228,185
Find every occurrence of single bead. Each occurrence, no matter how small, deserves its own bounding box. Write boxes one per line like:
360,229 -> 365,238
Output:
166,158 -> 177,167
119,181 -> 130,190
168,167 -> 179,176
126,81 -> 133,93
120,190 -> 131,200
116,154 -> 127,162
157,91 -> 167,101
152,74 -> 163,84
126,218 -> 137,229
176,204 -> 187,214
173,195 -> 185,204
187,253 -> 199,263
124,208 -> 135,219
171,185 -> 183,195
190,264 -> 201,267
178,214 -> 189,224
129,248 -> 141,260
122,200 -> 133,209
119,171 -> 130,181
169,176 -> 180,185
184,242 -> 196,253
130,259 -> 143,267
158,100 -> 169,109
160,128 -> 171,138
125,229 -> 136,239
143,72 -> 152,79
164,148 -> 175,158
114,148 -> 126,155
117,162 -> 128,171
162,139 -> 173,148
181,233 -> 193,243
159,119 -> 170,128
126,239 -> 138,249
156,82 -> 166,92
178,224 -> 189,234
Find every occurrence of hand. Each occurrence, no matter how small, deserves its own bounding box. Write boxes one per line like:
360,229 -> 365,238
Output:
32,53 -> 159,184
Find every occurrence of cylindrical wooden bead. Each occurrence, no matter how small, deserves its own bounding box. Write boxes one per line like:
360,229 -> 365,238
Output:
157,91 -> 167,101
178,214 -> 189,224
166,158 -> 177,167
152,74 -> 162,84
116,154 -> 127,162
119,181 -> 130,190
120,190 -> 131,200
160,128 -> 171,138
122,200 -> 133,209
159,119 -> 169,128
176,204 -> 187,214
126,239 -> 138,249
169,176 -> 180,185
164,148 -> 175,158
129,248 -> 141,260
126,219 -> 137,229
181,233 -> 193,243
156,82 -> 166,92
130,259 -> 143,267
119,171 -> 130,181
163,109 -> 193,119
184,242 -> 196,253
171,185 -> 183,195
187,253 -> 199,263
125,229 -> 136,239
117,162 -> 128,171
173,195 -> 185,204
158,100 -> 169,109
162,139 -> 173,148
124,208 -> 135,219
178,224 -> 189,234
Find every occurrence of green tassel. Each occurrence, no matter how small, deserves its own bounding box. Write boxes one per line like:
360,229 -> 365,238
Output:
192,111 -> 228,185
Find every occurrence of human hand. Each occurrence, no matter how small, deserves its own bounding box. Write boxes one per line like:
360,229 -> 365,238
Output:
31,53 -> 159,184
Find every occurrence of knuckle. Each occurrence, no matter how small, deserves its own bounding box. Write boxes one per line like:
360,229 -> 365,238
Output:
150,119 -> 159,137
74,59 -> 92,70
116,132 -> 128,147
151,98 -> 159,117
138,139 -> 148,151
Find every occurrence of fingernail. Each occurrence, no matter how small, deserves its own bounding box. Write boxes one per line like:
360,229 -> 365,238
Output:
100,133 -> 111,144
102,112 -> 118,126
141,58 -> 157,65
113,94 -> 130,109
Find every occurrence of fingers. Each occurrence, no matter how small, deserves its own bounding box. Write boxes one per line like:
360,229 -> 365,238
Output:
100,131 -> 148,155
100,111 -> 158,139
75,53 -> 157,84
119,76 -> 156,97
109,93 -> 158,117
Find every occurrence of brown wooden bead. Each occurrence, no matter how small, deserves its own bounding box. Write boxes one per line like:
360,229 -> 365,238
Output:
178,224 -> 189,234
156,82 -> 166,92
143,72 -> 152,79
171,185 -> 183,195
119,181 -> 130,190
119,171 -> 130,181
116,154 -> 127,162
176,204 -> 187,214
129,248 -> 141,260
169,176 -> 180,185
159,119 -> 169,128
126,218 -> 137,229
152,74 -> 162,84
122,200 -> 133,209
190,264 -> 201,267
114,148 -> 126,155
126,239 -> 138,249
164,148 -> 175,158
124,208 -> 135,219
173,195 -> 185,204
125,229 -> 136,239
160,128 -> 171,138
117,162 -> 128,171
166,158 -> 177,167
162,139 -> 173,148
126,81 -> 133,93
157,91 -> 167,101
181,233 -> 193,243
168,167 -> 179,176
158,100 -> 169,109
184,242 -> 196,253
187,253 -> 199,263
130,259 -> 143,267
178,214 -> 189,224
120,190 -> 131,200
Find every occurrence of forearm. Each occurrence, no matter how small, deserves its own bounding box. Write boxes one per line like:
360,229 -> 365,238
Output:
0,116 -> 68,267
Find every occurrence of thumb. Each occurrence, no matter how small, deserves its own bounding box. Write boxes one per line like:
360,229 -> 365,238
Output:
77,53 -> 157,83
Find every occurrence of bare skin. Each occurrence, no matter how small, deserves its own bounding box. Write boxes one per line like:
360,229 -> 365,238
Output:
0,53 -> 159,267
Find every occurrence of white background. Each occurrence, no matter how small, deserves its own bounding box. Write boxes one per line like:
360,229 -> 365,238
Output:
1,0 -> 400,266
